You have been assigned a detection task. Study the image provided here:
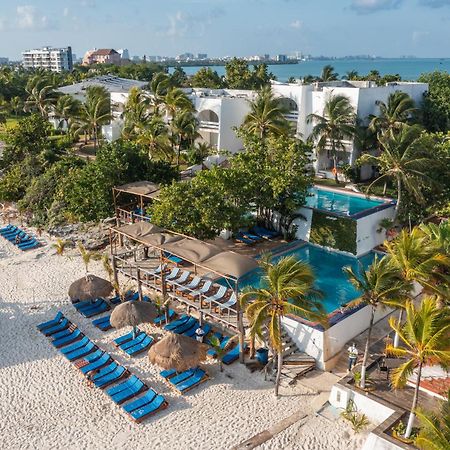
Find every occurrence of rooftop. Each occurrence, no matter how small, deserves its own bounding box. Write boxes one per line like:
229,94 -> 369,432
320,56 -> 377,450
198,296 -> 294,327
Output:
58,75 -> 147,95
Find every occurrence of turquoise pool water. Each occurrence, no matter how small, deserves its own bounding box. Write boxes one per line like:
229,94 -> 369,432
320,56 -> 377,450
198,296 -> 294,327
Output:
305,187 -> 385,217
236,244 -> 376,314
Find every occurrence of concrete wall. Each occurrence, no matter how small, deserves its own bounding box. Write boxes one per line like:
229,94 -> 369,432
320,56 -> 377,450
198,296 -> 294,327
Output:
293,207 -> 313,241
218,97 -> 250,153
362,434 -> 405,450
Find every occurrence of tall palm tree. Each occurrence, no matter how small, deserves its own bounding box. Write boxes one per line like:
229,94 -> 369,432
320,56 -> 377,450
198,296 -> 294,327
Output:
242,86 -> 291,139
415,390 -> 450,450
164,87 -> 194,120
150,72 -> 171,115
369,91 -> 417,135
122,87 -> 151,139
54,95 -> 81,131
240,254 -> 325,396
345,70 -> 359,81
9,96 -> 22,116
307,94 -> 356,183
170,111 -> 199,167
72,86 -> 112,150
24,75 -> 60,119
137,115 -> 173,161
358,124 -> 434,218
386,297 -> 450,439
344,256 -> 411,388
320,65 -> 339,82
384,228 -> 450,346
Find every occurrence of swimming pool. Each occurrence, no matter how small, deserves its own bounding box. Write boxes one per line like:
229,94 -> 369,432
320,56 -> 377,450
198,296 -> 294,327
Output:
236,244 -> 376,314
305,187 -> 386,217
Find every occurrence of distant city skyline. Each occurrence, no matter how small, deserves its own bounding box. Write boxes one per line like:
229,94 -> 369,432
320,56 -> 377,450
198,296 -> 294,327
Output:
0,0 -> 449,60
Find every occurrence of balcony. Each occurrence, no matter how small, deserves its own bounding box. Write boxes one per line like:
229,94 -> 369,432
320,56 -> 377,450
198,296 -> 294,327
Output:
198,120 -> 219,132
284,110 -> 299,122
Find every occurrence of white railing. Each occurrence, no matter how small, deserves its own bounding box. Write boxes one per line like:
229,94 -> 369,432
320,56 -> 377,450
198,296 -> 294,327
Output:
198,120 -> 219,131
284,111 -> 299,122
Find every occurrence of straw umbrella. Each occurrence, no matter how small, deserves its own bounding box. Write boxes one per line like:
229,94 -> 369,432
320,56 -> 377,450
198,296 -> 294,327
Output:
68,275 -> 113,303
110,300 -> 158,338
148,332 -> 208,372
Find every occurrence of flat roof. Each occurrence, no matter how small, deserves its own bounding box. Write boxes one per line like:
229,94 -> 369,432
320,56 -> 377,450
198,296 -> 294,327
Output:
58,75 -> 148,95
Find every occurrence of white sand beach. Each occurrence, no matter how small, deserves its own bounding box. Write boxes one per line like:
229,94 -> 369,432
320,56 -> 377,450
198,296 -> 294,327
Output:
0,234 -> 369,450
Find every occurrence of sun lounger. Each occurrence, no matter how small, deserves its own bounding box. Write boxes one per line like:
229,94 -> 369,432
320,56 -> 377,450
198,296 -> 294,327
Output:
37,311 -> 64,331
207,335 -> 231,357
60,336 -> 90,355
92,315 -> 112,331
94,365 -> 129,389
80,352 -> 112,375
170,317 -> 198,335
202,285 -> 227,304
124,390 -> 168,423
118,333 -> 147,352
174,276 -> 202,296
0,225 -> 16,234
146,264 -> 166,282
18,239 -> 39,250
106,375 -> 148,404
73,299 -> 103,311
79,301 -> 109,318
169,368 -> 197,385
216,293 -> 237,311
65,341 -> 96,362
243,232 -> 264,242
153,309 -> 175,325
163,252 -> 183,265
167,270 -> 190,289
169,368 -> 208,394
52,328 -> 83,348
114,329 -> 143,346
51,325 -> 77,340
90,361 -> 118,381
252,226 -> 279,239
235,233 -> 257,245
222,344 -> 247,365
124,335 -> 154,356
186,280 -> 213,301
43,317 -> 70,336
160,369 -> 177,379
184,323 -> 211,338
164,315 -> 189,331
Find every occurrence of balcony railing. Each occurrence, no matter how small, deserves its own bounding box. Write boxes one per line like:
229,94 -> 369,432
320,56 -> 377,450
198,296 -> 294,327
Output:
284,111 -> 299,122
198,120 -> 219,131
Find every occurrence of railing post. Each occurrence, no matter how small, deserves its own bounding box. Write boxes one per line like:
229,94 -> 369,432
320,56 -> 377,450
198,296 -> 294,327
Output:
111,255 -> 119,295
235,281 -> 245,364
137,267 -> 143,301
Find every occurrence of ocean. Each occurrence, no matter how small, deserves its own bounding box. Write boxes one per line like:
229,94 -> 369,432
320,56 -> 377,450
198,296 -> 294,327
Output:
175,58 -> 450,82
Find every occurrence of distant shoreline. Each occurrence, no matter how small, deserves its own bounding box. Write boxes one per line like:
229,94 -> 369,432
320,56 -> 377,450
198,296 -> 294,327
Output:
163,60 -> 299,68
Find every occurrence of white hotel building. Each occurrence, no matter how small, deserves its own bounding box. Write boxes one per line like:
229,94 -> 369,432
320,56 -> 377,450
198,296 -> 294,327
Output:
22,46 -> 73,72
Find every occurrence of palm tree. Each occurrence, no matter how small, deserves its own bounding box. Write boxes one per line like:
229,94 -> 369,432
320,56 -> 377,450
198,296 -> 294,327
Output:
240,254 -> 325,396
137,115 -> 173,161
386,297 -> 450,439
419,222 -> 450,256
122,87 -> 151,138
320,65 -> 339,82
52,238 -> 69,256
415,390 -> 450,450
208,335 -> 238,372
9,96 -> 22,116
358,124 -> 434,218
54,95 -> 81,131
307,94 -> 356,183
384,228 -> 450,346
24,75 -> 59,119
242,86 -> 291,139
170,111 -> 199,167
369,91 -> 417,135
344,256 -> 411,388
72,86 -> 112,150
150,72 -> 171,114
164,87 -> 194,120
77,242 -> 101,276
345,70 -> 359,81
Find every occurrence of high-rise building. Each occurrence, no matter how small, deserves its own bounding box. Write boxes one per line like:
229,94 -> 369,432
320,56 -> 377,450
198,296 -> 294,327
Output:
197,53 -> 207,60
22,46 -> 73,72
276,54 -> 287,62
117,49 -> 130,60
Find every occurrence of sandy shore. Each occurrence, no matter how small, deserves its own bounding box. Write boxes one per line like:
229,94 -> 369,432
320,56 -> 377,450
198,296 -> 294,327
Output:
0,233 -> 368,450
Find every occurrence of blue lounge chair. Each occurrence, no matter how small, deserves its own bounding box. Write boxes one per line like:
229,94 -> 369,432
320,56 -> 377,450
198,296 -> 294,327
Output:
0,225 -> 16,234
235,232 -> 257,245
92,315 -> 112,331
184,323 -> 211,339
171,368 -> 208,394
52,328 -> 83,348
60,336 -> 90,355
80,301 -> 109,318
94,365 -> 128,389
207,335 -> 231,357
114,329 -> 142,346
160,369 -> 177,379
252,226 -> 279,239
19,240 -> 39,251
124,390 -> 168,423
164,315 -> 189,331
153,309 -> 175,325
124,335 -> 154,356
51,326 -> 76,340
91,361 -> 118,380
107,375 -> 147,404
73,299 -> 103,311
37,312 -> 64,331
80,352 -> 111,375
222,344 -> 247,365
119,333 -> 147,352
168,368 -> 197,386
80,349 -> 103,364
109,295 -> 121,305
170,317 -> 198,335
163,252 -> 183,265
43,317 -> 70,336
65,341 -> 96,362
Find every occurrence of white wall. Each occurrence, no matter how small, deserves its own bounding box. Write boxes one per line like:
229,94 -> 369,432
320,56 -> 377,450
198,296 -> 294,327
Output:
218,97 -> 250,153
362,433 -> 404,450
293,207 -> 313,241
356,205 -> 396,256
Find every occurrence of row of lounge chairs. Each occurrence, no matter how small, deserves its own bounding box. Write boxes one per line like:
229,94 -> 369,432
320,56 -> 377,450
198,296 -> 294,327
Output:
163,314 -> 211,338
0,224 -> 41,251
160,367 -> 209,394
37,312 -> 168,422
113,329 -> 154,357
235,226 -> 280,246
73,298 -> 110,318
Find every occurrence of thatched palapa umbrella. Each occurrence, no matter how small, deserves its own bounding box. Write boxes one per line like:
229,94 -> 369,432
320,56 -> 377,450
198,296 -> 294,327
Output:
68,275 -> 113,303
148,332 -> 208,372
110,300 -> 158,338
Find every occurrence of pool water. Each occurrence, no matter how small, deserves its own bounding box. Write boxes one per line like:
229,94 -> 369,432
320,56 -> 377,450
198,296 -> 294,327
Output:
237,244 -> 376,314
305,187 -> 385,217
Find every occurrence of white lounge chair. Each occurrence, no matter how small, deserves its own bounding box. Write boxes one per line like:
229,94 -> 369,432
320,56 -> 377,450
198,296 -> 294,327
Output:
175,276 -> 202,295
187,280 -> 213,300
217,292 -> 237,310
202,285 -> 227,305
167,270 -> 191,289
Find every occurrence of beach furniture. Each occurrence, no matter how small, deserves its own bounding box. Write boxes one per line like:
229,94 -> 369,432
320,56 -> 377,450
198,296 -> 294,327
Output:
163,252 -> 183,265
60,336 -> 90,355
118,333 -> 147,352
222,344 -> 246,365
43,317 -> 71,336
37,311 -> 64,331
202,285 -> 227,305
186,280 -> 213,301
184,322 -> 211,338
51,325 -> 77,340
107,375 -> 148,405
216,293 -> 237,311
73,298 -> 103,311
79,300 -> 110,318
92,315 -> 112,331
64,341 -> 96,362
52,328 -> 83,348
174,276 -> 202,296
160,369 -> 177,379
153,309 -> 175,325
243,232 -> 264,242
167,270 -> 190,289
252,226 -> 279,239
234,232 -> 257,245
123,335 -> 154,356
207,335 -> 231,357
164,315 -> 189,331
0,224 -> 16,234
146,264 -> 166,282
93,365 -> 129,389
169,316 -> 197,335
168,368 -> 209,394
80,352 -> 112,375
114,329 -> 143,346
19,239 -> 40,251
123,390 -> 168,423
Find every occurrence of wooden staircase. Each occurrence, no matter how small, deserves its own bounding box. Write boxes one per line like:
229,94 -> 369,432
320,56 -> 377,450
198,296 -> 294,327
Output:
261,328 -> 316,387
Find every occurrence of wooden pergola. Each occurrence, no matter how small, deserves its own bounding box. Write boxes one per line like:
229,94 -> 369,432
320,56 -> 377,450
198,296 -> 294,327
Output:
109,221 -> 258,363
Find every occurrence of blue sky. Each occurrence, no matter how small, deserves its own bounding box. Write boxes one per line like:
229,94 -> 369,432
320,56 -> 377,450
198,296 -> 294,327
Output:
0,0 -> 449,59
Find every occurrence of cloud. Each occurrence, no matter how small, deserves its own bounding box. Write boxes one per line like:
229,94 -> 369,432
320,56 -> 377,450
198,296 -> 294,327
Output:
16,5 -> 53,30
419,0 -> 450,7
290,19 -> 302,29
350,0 -> 403,13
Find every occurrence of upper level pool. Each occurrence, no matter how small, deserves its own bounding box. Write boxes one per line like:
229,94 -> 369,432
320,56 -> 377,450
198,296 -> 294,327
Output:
305,186 -> 393,218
